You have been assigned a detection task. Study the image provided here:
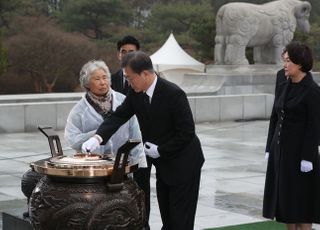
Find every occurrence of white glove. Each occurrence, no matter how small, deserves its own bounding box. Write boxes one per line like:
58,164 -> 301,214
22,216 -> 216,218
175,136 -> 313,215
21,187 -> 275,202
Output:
81,135 -> 102,153
265,152 -> 269,160
300,160 -> 313,172
144,142 -> 160,159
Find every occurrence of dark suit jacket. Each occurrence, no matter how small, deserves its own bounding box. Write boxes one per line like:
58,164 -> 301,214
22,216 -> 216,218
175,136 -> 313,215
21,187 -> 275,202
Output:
97,77 -> 204,185
111,69 -> 130,95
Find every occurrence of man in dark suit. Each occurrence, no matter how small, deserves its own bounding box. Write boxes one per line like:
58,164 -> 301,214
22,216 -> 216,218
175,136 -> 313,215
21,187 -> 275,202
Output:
111,35 -> 140,95
82,51 -> 205,230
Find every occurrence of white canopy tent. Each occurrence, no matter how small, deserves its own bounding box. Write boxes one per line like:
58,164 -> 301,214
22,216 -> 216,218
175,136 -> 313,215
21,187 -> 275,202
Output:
150,33 -> 205,73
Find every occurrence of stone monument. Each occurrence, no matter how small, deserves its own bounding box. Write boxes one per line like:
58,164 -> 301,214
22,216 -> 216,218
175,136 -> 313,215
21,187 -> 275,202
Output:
214,0 -> 311,65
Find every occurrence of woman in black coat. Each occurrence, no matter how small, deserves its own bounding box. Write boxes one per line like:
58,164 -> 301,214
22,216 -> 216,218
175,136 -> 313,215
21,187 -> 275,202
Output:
263,41 -> 320,230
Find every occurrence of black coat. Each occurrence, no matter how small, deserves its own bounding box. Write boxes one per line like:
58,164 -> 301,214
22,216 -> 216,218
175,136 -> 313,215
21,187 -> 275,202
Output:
111,69 -> 130,95
97,76 -> 204,185
263,72 -> 320,223
275,69 -> 287,92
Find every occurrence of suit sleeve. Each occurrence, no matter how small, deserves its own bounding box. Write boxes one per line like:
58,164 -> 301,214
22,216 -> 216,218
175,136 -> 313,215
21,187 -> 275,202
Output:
96,95 -> 135,144
128,115 -> 147,168
265,101 -> 277,153
157,90 -> 196,159
265,78 -> 281,153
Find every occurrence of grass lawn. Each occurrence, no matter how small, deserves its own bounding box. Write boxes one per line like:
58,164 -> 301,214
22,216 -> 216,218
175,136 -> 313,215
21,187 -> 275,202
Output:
204,221 -> 286,230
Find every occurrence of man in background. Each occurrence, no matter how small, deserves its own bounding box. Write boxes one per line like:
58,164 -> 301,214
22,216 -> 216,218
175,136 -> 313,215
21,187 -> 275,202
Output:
111,35 -> 140,95
112,36 -> 152,229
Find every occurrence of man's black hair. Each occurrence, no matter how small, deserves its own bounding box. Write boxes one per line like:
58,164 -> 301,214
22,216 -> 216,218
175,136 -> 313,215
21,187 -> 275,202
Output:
117,35 -> 140,51
121,51 -> 154,74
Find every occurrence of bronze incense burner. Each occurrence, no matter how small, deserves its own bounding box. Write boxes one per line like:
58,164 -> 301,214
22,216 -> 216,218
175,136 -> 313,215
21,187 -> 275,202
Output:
21,126 -> 145,230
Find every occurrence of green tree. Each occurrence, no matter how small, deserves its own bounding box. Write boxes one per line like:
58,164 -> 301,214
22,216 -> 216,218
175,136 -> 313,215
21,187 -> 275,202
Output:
57,0 -> 132,39
147,2 -> 196,34
294,22 -> 320,71
0,0 -> 62,30
0,30 -> 7,75
189,0 -> 215,61
308,0 -> 320,23
0,0 -> 21,29
146,0 -> 215,61
126,0 -> 153,29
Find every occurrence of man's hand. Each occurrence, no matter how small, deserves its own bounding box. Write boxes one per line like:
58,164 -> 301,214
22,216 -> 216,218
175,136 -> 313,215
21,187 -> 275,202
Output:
81,135 -> 102,153
300,160 -> 313,172
265,152 -> 269,161
144,142 -> 160,159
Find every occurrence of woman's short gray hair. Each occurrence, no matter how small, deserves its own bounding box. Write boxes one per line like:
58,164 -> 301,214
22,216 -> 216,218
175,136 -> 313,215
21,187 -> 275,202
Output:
79,60 -> 111,90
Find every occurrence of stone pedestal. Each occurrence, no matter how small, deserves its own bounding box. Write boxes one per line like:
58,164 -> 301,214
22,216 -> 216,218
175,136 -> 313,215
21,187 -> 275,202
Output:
2,210 -> 33,230
206,64 -> 320,95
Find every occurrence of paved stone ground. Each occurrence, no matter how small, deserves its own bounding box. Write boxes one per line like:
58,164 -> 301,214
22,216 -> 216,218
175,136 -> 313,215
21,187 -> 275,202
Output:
0,121 -> 319,229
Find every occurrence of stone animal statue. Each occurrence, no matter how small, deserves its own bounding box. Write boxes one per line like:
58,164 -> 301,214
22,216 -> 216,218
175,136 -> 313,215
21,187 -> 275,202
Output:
214,0 -> 311,65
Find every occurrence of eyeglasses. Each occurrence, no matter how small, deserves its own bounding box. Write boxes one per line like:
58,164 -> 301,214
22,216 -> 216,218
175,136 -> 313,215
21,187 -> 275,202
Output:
124,73 -> 139,82
120,49 -> 135,55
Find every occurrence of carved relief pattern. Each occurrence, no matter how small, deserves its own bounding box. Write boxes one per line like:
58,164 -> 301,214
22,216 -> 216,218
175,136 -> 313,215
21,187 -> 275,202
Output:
29,176 -> 145,230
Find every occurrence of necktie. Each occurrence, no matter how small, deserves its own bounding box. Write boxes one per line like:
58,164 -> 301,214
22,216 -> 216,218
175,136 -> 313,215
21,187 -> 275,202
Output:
123,79 -> 129,91
143,93 -> 150,111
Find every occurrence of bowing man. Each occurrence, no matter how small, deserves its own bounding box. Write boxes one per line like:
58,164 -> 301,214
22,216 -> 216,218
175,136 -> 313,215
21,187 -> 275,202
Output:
82,51 -> 205,230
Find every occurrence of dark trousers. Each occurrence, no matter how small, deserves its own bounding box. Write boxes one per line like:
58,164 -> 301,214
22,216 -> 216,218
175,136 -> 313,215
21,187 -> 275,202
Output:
157,170 -> 201,230
133,159 -> 153,229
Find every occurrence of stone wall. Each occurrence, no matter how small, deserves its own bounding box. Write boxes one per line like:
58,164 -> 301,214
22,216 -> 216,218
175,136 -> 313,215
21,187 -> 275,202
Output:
0,93 -> 274,133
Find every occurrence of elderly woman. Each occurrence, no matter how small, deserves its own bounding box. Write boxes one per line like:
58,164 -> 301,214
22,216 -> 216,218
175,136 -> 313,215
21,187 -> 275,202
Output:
64,60 -> 147,168
263,42 -> 320,230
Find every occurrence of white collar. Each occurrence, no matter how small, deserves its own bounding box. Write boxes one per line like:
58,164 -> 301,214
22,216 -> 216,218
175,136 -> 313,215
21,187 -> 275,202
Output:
145,75 -> 157,101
